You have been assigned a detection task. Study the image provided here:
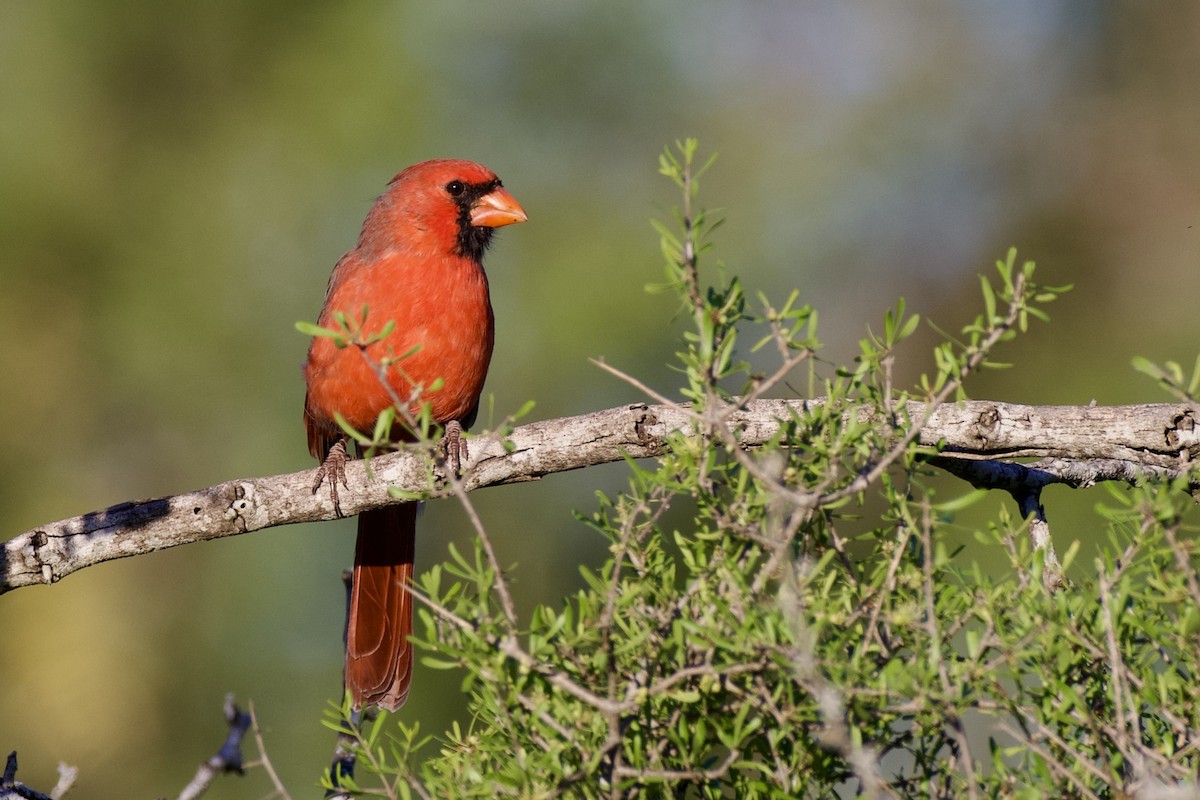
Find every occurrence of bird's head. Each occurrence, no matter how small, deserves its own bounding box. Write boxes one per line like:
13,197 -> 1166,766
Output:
364,159 -> 527,262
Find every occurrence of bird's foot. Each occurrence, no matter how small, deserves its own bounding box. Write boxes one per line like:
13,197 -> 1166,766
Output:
439,420 -> 468,477
313,438 -> 351,517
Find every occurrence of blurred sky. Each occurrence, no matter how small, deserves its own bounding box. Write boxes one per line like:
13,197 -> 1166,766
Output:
2,2 -> 1199,797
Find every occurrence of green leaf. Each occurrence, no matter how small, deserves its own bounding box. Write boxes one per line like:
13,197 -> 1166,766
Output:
295,320 -> 341,338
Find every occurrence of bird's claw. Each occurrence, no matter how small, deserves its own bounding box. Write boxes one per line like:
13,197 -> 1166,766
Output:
313,438 -> 351,517
439,420 -> 468,477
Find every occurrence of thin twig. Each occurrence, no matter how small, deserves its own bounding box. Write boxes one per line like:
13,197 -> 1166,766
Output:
245,703 -> 292,800
176,694 -> 251,800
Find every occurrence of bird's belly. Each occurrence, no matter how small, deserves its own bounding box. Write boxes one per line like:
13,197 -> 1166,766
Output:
306,298 -> 494,434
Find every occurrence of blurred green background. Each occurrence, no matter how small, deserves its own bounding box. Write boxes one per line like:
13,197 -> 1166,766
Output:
2,2 -> 1198,796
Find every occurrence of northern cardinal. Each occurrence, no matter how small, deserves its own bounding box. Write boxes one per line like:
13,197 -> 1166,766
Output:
303,160 -> 527,710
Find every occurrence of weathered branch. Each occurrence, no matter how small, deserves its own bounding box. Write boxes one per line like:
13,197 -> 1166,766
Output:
4,399 -> 1198,594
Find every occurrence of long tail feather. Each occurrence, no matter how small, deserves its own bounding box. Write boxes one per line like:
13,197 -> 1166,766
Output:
346,503 -> 416,711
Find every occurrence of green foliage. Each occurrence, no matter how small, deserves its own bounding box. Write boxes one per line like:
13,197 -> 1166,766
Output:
322,144 -> 1200,798
1133,354 -> 1200,403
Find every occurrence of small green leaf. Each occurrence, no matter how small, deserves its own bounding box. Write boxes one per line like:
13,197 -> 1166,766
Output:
295,320 -> 341,339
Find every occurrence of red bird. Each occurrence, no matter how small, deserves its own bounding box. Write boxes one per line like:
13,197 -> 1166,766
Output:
303,160 -> 527,710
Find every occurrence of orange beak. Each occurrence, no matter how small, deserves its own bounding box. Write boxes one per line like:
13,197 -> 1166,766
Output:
470,186 -> 528,228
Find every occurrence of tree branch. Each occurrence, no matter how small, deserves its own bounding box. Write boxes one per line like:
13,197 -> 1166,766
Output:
4,399 -> 1198,594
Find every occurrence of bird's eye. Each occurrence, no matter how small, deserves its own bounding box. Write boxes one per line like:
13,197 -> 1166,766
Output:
445,180 -> 465,197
